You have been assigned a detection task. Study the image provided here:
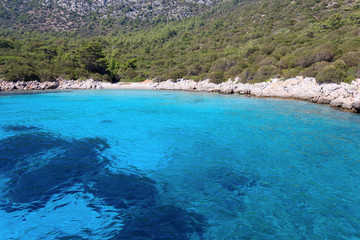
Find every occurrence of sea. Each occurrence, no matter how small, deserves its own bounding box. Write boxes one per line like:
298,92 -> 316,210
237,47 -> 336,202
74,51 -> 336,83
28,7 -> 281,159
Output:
0,89 -> 360,239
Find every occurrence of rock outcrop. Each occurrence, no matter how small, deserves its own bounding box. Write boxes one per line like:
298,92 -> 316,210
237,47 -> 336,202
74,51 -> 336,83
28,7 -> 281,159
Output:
154,77 -> 360,112
2,77 -> 360,112
57,79 -> 104,89
0,79 -> 103,91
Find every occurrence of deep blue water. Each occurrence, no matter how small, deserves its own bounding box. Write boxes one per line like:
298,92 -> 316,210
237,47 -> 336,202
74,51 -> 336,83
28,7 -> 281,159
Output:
0,89 -> 360,240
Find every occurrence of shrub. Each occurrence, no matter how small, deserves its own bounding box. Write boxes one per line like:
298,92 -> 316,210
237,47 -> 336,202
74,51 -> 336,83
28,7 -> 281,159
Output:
201,65 -> 210,74
131,74 -> 146,82
187,63 -> 209,76
355,69 -> 360,79
314,48 -> 334,62
239,67 -> 257,83
210,58 -> 236,71
279,55 -> 297,69
53,59 -> 81,75
187,64 -> 202,76
65,68 -> 89,80
154,75 -> 167,82
341,51 -> 360,67
298,48 -> 334,68
164,68 -> 186,81
283,68 -> 301,80
272,46 -> 291,59
124,68 -> 138,80
247,52 -> 266,64
316,65 -> 346,84
301,61 -> 330,78
38,70 -> 55,82
333,59 -> 347,70
0,39 -> 14,49
191,73 -> 206,82
121,58 -> 137,71
5,65 -> 38,81
253,65 -> 278,82
244,45 -> 259,57
90,73 -> 104,81
3,60 -> 38,81
207,71 -> 226,84
344,75 -> 355,84
226,64 -> 247,77
259,56 -> 278,66
261,43 -> 276,55
324,13 -> 344,30
199,53 -> 218,64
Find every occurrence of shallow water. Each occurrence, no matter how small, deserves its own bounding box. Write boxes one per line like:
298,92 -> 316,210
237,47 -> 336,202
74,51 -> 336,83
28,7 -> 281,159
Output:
0,89 -> 360,240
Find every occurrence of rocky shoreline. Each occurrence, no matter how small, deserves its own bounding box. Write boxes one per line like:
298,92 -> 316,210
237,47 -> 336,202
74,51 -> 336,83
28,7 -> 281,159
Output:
154,77 -> 360,112
1,77 -> 360,113
0,79 -> 103,91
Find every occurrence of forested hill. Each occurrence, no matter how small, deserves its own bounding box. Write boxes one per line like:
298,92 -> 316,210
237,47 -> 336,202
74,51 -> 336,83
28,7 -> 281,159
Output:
0,0 -> 360,84
0,0 -> 223,31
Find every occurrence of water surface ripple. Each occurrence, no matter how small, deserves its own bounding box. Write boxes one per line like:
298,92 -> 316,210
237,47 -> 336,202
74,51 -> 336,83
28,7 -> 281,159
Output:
0,89 -> 360,239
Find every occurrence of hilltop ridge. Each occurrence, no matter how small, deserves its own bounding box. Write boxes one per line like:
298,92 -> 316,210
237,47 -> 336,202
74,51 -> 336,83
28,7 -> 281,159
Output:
0,0 -> 223,31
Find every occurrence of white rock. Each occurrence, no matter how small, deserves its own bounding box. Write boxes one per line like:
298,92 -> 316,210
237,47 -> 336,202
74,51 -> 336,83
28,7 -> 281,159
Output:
2,75 -> 360,112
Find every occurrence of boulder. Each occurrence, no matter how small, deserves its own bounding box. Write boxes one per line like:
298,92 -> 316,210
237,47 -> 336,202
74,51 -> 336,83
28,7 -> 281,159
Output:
330,97 -> 353,110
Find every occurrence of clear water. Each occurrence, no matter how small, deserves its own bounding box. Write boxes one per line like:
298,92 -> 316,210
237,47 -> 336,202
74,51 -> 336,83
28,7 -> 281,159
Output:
0,89 -> 360,240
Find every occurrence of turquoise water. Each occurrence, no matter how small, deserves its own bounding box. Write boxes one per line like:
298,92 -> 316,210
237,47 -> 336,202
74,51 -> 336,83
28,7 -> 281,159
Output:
1,89 -> 360,240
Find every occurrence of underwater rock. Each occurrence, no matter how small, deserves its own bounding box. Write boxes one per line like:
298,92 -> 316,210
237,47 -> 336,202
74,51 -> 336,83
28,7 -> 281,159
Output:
2,125 -> 40,132
0,132 -> 65,173
100,120 -> 113,124
114,205 -> 207,240
208,167 -> 258,195
0,129 -> 208,239
86,171 -> 158,209
55,235 -> 87,240
0,131 -> 109,211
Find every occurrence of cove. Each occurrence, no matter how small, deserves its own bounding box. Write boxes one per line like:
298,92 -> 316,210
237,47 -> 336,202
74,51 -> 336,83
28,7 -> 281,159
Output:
0,89 -> 360,239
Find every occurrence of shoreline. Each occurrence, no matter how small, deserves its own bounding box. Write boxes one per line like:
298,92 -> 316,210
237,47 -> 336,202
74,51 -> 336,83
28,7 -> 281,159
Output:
107,77 -> 360,113
1,77 -> 360,113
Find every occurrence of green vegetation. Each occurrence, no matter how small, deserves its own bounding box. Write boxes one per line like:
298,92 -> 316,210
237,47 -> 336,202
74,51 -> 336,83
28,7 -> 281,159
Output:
316,65 -> 346,84
0,0 -> 360,84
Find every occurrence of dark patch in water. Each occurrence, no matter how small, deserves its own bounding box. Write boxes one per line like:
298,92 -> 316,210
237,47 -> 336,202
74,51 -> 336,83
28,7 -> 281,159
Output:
0,90 -> 70,96
100,120 -> 113,124
192,99 -> 205,103
2,125 -> 40,132
0,130 -> 207,239
56,235 -> 87,240
4,158 -> 100,211
0,132 -> 63,173
113,205 -> 206,240
86,171 -> 158,209
1,132 -> 109,211
208,167 -> 258,195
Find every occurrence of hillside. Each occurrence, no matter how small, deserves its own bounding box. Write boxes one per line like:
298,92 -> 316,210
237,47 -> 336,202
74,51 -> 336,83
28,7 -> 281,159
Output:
0,0 -> 223,31
0,0 -> 360,84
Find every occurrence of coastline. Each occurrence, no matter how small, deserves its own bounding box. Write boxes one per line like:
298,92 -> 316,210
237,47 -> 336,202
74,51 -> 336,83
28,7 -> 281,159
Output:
1,77 -> 360,113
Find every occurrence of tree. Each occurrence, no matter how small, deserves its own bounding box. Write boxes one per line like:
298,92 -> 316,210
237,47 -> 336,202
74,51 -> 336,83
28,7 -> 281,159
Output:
77,41 -> 107,74
316,65 -> 345,84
